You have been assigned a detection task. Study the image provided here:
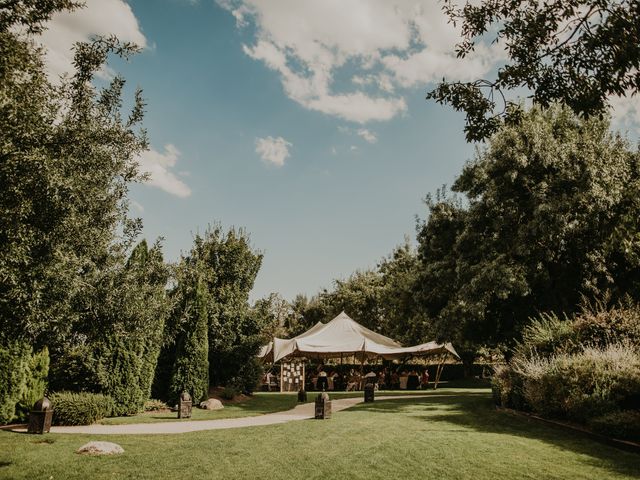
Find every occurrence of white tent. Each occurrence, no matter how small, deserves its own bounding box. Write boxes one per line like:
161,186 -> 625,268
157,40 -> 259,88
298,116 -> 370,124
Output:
259,311 -> 459,363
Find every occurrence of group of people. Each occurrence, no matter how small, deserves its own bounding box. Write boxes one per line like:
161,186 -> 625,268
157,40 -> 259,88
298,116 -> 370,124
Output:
307,366 -> 431,392
262,365 -> 434,392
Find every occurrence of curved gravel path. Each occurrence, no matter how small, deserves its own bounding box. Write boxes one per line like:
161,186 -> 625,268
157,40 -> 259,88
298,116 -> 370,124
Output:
17,395 -> 429,435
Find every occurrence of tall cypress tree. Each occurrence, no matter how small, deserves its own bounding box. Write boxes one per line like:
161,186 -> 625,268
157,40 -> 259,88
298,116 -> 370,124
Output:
169,275 -> 210,403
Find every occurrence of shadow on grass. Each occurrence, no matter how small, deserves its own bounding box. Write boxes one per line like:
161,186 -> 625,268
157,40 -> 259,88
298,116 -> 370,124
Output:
353,393 -> 640,477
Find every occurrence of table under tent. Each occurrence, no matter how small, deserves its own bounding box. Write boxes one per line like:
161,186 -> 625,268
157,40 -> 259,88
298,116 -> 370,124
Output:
258,311 -> 460,392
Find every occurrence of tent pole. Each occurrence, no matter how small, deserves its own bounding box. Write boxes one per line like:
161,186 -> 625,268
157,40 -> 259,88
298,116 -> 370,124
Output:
280,363 -> 284,392
434,355 -> 445,390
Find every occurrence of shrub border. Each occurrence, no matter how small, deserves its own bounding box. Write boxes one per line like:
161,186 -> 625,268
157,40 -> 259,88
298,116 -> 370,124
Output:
496,406 -> 640,454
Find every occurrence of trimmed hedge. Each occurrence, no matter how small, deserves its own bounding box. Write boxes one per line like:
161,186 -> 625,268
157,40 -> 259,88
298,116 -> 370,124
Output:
50,392 -> 115,426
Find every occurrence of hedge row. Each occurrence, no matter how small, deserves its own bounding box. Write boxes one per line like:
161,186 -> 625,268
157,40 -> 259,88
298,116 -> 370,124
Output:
50,392 -> 115,426
493,303 -> 640,442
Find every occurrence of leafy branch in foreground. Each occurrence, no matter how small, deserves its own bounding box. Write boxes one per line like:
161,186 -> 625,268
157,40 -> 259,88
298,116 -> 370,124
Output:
428,0 -> 640,141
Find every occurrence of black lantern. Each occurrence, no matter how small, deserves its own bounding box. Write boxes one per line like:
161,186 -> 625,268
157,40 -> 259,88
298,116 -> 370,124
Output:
314,392 -> 332,419
364,383 -> 375,403
178,391 -> 192,419
28,397 -> 53,434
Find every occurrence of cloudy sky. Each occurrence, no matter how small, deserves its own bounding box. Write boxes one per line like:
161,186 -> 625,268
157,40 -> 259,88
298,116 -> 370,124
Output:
40,0 -> 640,301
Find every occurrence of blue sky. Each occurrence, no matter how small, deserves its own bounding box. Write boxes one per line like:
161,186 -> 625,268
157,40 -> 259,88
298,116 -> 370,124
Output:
39,0 -> 640,301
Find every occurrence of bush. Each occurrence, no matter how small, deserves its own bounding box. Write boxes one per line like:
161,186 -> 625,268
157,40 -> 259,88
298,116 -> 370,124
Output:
220,387 -> 237,400
230,357 -> 263,394
515,312 -> 576,357
50,392 -> 115,426
15,347 -> 50,422
491,364 -> 529,411
144,399 -> 169,412
589,410 -> 640,442
0,341 -> 31,424
515,343 -> 640,422
573,301 -> 640,348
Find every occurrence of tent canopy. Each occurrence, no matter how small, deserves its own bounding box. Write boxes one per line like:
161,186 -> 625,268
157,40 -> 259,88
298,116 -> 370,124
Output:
259,311 -> 459,363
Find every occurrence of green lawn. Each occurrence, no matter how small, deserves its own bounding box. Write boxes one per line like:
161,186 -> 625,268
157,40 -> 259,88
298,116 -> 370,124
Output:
100,389 -> 437,425
100,393 -> 299,424
1,387 -> 638,480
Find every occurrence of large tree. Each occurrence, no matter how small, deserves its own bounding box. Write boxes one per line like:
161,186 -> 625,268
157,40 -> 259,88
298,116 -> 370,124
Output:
0,1 -> 147,349
416,105 -> 640,353
428,0 -> 640,141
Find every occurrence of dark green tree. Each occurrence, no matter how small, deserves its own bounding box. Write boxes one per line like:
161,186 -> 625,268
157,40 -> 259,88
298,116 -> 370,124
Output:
194,226 -> 263,389
0,1 -> 147,350
416,105 -> 640,353
170,273 -> 210,403
428,0 -> 640,141
52,240 -> 171,415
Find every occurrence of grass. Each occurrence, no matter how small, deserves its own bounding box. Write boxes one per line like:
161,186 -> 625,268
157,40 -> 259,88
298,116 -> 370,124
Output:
100,393 -> 298,425
100,389 -> 438,425
1,386 -> 639,480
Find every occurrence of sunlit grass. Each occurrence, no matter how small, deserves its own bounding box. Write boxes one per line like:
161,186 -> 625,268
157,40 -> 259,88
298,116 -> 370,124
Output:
1,386 -> 638,480
101,389 -> 437,425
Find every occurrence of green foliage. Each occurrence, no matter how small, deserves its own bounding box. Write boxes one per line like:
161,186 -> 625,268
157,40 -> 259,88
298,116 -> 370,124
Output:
589,410 -> 640,442
15,347 -> 49,422
143,399 -> 169,412
229,357 -> 263,394
0,11 -> 148,348
169,275 -> 210,403
220,387 -> 237,400
48,344 -> 98,393
416,105 -> 640,351
495,302 -> 640,429
252,292 -> 300,339
197,226 -> 263,388
94,338 -> 146,416
288,241 -> 428,347
491,364 -> 528,411
50,392 -> 114,426
429,0 -> 640,141
515,343 -> 640,422
0,341 -> 31,424
49,241 -> 170,415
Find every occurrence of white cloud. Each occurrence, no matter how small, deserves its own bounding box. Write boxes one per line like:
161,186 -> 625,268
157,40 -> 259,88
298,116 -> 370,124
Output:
219,1 -> 500,124
255,136 -> 292,167
39,0 -> 147,79
357,128 -> 377,144
609,94 -> 640,139
137,145 -> 192,198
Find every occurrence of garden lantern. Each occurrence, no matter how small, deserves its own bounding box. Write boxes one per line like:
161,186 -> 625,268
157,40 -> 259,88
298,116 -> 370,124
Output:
364,383 -> 375,403
178,391 -> 192,419
28,397 -> 53,434
314,392 -> 331,419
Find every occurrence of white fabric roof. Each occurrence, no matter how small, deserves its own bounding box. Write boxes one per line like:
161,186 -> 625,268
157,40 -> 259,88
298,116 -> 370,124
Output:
258,311 -> 459,362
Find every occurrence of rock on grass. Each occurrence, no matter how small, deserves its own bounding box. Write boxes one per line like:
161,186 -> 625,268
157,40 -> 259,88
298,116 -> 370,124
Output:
76,441 -> 124,455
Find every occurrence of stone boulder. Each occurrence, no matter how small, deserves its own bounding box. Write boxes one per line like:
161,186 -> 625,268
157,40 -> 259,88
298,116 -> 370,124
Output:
199,398 -> 224,410
77,441 -> 124,455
